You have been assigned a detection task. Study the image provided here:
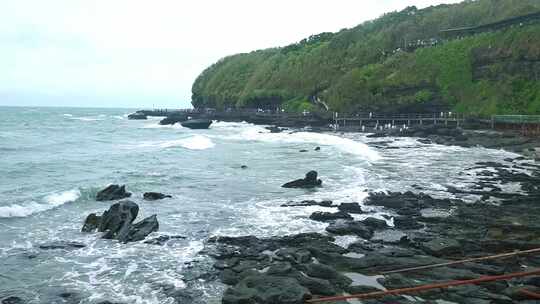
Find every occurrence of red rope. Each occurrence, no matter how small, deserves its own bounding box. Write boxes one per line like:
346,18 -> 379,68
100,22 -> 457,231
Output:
520,288 -> 540,299
306,269 -> 540,303
381,247 -> 540,275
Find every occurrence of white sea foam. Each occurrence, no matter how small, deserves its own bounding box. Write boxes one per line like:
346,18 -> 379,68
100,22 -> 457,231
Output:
223,124 -> 380,161
0,189 -> 80,218
136,135 -> 215,150
141,123 -> 184,129
67,116 -> 104,122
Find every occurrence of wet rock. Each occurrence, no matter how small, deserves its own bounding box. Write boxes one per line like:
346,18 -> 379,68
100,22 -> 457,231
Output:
82,201 -> 158,243
393,216 -> 423,230
127,112 -> 147,120
326,220 -> 374,239
265,126 -> 284,133
96,184 -> 131,201
275,248 -> 312,264
119,215 -> 159,243
282,171 -> 322,188
362,217 -> 388,229
420,238 -> 461,257
39,241 -> 86,250
299,263 -> 353,289
1,297 -> 25,304
240,165 -> 248,169
144,235 -> 186,245
314,147 -> 321,151
99,200 -> 139,240
81,213 -> 101,232
222,275 -> 311,304
281,200 -> 333,207
299,149 -> 308,152
337,202 -> 363,214
310,211 -> 352,222
143,192 -> 172,201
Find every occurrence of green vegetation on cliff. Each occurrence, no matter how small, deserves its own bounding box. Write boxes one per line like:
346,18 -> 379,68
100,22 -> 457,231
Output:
192,0 -> 540,115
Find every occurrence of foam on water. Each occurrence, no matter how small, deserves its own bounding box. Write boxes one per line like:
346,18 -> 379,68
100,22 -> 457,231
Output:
0,189 -> 80,218
132,135 -> 215,150
67,116 -> 104,122
221,123 -> 380,161
141,123 -> 184,129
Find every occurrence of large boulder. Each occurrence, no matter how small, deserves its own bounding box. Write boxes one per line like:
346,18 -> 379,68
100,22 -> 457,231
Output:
337,202 -> 363,214
222,275 -> 311,304
309,211 -> 352,222
282,171 -> 322,188
99,200 -> 139,240
325,220 -> 374,239
143,192 -> 172,201
362,217 -> 388,230
127,112 -> 147,120
82,201 -> 158,243
96,184 -> 132,201
119,215 -> 159,243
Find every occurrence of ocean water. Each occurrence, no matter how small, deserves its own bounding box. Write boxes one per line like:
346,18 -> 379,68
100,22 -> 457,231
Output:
0,106 -> 526,303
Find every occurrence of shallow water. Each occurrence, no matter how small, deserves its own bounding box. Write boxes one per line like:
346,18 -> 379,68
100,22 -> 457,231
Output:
0,106 -> 527,303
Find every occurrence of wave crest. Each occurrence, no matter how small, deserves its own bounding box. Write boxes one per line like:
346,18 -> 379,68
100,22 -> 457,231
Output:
0,189 -> 81,218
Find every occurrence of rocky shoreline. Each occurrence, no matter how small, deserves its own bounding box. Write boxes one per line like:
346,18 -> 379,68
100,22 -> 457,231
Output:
4,123 -> 540,304
204,158 -> 540,303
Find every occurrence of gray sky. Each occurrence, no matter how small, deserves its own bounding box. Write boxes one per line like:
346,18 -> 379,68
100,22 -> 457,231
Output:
0,0 -> 461,109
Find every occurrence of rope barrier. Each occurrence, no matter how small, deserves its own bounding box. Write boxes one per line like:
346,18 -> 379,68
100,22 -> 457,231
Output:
520,288 -> 540,299
381,247 -> 540,275
306,269 -> 540,303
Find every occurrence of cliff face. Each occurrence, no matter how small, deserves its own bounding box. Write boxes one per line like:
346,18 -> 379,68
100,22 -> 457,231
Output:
192,0 -> 540,115
472,46 -> 540,81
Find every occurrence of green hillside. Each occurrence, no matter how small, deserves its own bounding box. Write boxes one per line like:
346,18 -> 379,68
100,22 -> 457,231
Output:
191,0 -> 540,115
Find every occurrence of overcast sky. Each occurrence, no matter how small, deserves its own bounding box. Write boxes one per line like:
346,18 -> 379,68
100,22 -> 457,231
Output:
0,0 -> 462,109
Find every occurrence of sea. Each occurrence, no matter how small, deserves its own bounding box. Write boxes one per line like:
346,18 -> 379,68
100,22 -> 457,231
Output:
0,106 -> 527,303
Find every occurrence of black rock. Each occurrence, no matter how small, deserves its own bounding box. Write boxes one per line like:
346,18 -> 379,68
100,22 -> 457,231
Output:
159,115 -> 187,125
81,213 -> 101,232
240,165 -> 248,169
420,238 -> 461,257
99,200 -> 139,240
326,220 -> 374,239
96,184 -> 132,201
143,192 -> 172,201
39,241 -> 86,250
1,297 -> 25,304
393,216 -> 423,230
337,202 -> 363,214
119,215 -> 159,243
265,126 -> 284,133
314,147 -> 321,151
282,171 -> 322,188
82,201 -> 159,243
362,217 -> 388,230
299,149 -> 308,152
127,112 -> 147,120
222,275 -> 311,304
144,235 -> 186,246
309,211 -> 352,222
181,119 -> 212,129
281,200 -> 333,207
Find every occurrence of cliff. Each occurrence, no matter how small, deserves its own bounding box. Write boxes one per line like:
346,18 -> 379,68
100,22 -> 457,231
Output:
191,0 -> 540,115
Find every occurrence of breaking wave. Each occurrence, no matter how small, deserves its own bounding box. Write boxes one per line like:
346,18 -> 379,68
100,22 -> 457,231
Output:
0,189 -> 80,218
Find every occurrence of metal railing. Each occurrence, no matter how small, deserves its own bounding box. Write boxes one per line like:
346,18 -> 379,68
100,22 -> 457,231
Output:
493,115 -> 540,124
